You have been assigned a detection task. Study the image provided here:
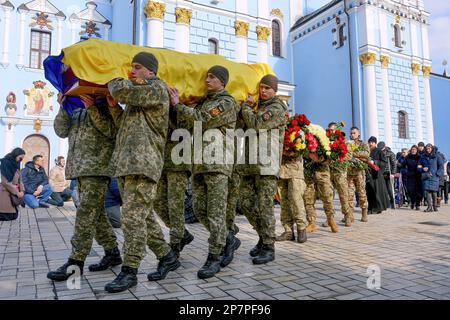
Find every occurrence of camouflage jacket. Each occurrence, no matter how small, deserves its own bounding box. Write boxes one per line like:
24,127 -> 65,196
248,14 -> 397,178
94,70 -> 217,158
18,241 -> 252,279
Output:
237,96 -> 288,177
174,90 -> 237,177
347,138 -> 370,175
53,105 -> 116,180
279,154 -> 304,180
108,76 -> 169,182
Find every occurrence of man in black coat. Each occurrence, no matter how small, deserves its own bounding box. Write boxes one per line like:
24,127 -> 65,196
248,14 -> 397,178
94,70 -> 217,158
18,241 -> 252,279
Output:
378,142 -> 396,209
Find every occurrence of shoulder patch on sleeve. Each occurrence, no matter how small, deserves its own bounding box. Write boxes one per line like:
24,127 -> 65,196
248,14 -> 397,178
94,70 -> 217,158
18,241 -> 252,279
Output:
209,104 -> 225,117
262,111 -> 273,121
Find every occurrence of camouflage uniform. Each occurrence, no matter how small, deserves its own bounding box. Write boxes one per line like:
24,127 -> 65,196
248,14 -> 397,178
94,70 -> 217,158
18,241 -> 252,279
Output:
108,76 -> 171,269
347,139 -> 370,221
330,154 -> 353,223
238,96 -> 287,245
303,160 -> 337,230
278,155 -> 308,232
175,90 -> 237,255
154,109 -> 192,245
54,105 -> 118,262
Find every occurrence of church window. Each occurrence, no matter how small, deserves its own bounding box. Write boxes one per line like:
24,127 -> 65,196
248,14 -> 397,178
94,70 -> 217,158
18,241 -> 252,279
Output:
29,30 -> 51,69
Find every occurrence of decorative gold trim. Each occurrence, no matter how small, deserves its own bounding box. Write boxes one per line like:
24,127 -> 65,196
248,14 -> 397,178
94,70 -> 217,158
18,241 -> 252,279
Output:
270,8 -> 284,19
33,119 -> 42,132
395,15 -> 401,24
359,53 -> 376,65
235,20 -> 250,37
411,63 -> 421,76
175,7 -> 192,25
380,55 -> 390,69
144,1 -> 166,20
256,26 -> 271,41
422,66 -> 431,78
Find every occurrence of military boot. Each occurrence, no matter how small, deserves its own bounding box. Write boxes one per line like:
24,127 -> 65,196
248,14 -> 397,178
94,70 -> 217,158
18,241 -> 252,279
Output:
327,217 -> 339,233
297,226 -> 307,244
276,228 -> 295,241
252,244 -> 275,265
197,253 -> 221,279
220,232 -> 241,268
105,266 -> 138,293
249,237 -> 263,257
180,229 -> 194,251
322,220 -> 329,228
170,243 -> 182,259
89,247 -> 122,272
361,209 -> 369,222
233,224 -> 240,236
47,258 -> 84,281
305,222 -> 317,233
147,250 -> 181,281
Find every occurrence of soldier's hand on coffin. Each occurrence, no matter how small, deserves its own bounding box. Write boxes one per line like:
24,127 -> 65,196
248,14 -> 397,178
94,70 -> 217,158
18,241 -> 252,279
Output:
80,94 -> 95,109
168,87 -> 180,106
106,94 -> 118,108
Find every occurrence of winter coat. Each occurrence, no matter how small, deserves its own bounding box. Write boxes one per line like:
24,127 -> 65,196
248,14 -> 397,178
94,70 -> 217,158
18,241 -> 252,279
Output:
21,161 -> 49,194
0,171 -> 24,215
418,149 -> 444,192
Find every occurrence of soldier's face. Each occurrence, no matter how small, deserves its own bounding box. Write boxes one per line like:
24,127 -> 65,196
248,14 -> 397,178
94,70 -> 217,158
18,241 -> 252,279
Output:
350,129 -> 359,140
130,63 -> 152,80
259,84 -> 276,101
205,73 -> 224,92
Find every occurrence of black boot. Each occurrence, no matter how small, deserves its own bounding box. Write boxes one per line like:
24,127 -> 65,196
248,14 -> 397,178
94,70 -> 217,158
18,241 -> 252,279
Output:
147,250 -> 181,281
220,232 -> 241,268
249,237 -> 263,257
47,258 -> 84,281
170,243 -> 182,258
89,247 -> 122,272
432,192 -> 438,212
180,229 -> 194,251
252,244 -> 275,265
297,227 -> 307,244
105,266 -> 138,293
197,253 -> 221,279
424,192 -> 433,212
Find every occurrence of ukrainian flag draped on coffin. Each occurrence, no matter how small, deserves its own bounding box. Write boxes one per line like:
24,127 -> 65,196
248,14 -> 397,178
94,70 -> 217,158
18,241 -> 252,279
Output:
44,39 -> 275,113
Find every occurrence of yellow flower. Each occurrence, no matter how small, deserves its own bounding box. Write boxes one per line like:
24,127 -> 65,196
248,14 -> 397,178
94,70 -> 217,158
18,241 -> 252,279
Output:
290,132 -> 296,143
351,142 -> 358,151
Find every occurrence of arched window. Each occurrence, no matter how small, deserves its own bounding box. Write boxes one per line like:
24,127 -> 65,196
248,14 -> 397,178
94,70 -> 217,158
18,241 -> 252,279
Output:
394,24 -> 402,48
398,111 -> 408,139
29,30 -> 52,69
208,38 -> 219,55
272,20 -> 282,57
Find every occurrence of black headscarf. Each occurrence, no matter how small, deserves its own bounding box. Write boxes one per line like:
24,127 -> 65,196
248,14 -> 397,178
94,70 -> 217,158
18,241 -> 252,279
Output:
0,148 -> 26,182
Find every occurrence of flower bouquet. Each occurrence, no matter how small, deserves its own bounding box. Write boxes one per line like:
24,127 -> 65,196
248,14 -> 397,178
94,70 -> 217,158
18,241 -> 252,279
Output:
348,141 -> 380,172
283,114 -> 310,158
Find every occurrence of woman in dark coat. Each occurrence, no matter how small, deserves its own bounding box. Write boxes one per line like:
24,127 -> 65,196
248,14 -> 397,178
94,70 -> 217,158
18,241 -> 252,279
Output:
0,148 -> 26,221
404,145 -> 422,210
418,144 -> 444,212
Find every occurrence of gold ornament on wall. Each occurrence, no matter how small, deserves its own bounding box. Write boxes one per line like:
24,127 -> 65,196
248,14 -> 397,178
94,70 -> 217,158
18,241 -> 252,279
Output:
175,7 -> 192,25
270,8 -> 284,19
256,26 -> 271,41
235,21 -> 250,37
411,63 -> 421,76
380,55 -> 390,69
422,66 -> 431,78
359,53 -> 376,65
144,1 -> 166,20
395,15 -> 401,24
33,119 -> 42,132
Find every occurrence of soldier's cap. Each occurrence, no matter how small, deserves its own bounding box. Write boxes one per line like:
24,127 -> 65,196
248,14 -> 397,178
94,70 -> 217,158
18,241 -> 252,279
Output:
260,74 -> 279,92
368,136 -> 377,144
132,52 -> 159,75
377,141 -> 386,149
207,65 -> 229,87
418,141 -> 425,147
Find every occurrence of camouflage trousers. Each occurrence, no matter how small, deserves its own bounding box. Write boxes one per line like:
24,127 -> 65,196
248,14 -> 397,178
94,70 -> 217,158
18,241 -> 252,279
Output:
226,171 -> 241,234
347,170 -> 368,212
70,176 -> 118,262
240,175 -> 277,245
330,169 -> 352,218
118,175 -> 171,269
154,171 -> 189,245
303,167 -> 336,223
278,177 -> 308,231
193,173 -> 228,256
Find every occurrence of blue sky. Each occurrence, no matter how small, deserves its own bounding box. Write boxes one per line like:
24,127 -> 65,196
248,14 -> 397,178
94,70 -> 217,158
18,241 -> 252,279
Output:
427,0 -> 450,74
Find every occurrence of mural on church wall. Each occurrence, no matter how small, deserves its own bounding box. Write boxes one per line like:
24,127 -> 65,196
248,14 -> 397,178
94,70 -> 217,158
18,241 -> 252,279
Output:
22,134 -> 50,174
5,92 -> 17,116
23,80 -> 54,117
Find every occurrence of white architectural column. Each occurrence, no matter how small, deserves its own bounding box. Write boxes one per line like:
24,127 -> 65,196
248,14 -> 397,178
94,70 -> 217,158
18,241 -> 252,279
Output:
1,6 -> 13,66
235,21 -> 249,63
236,0 -> 248,14
175,7 -> 192,53
380,55 -> 393,148
56,17 -> 64,53
411,63 -> 424,143
58,138 -> 68,158
17,11 -> 27,67
4,124 -> 15,154
422,66 -> 434,144
421,21 -> 430,60
360,53 -> 379,139
104,25 -> 111,41
289,0 -> 303,27
258,0 -> 269,19
144,1 -> 166,48
256,25 -> 270,63
70,21 -> 78,44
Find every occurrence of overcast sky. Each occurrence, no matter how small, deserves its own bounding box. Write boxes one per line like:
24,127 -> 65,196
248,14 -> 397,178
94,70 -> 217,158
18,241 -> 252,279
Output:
426,0 -> 450,74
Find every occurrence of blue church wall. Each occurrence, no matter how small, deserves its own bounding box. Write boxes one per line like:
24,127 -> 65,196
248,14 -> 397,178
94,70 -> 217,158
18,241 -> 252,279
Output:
430,74 -> 450,157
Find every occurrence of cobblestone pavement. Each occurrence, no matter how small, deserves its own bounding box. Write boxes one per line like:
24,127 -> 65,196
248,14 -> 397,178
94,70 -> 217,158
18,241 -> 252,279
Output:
1,201 -> 450,300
